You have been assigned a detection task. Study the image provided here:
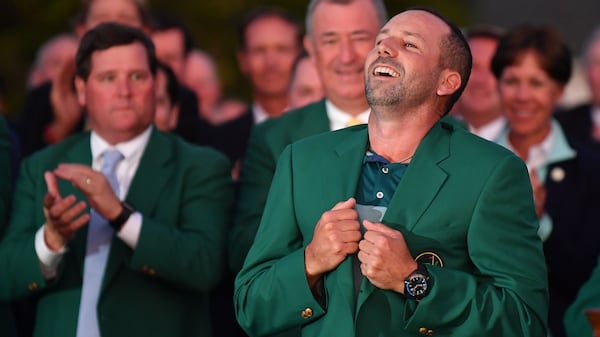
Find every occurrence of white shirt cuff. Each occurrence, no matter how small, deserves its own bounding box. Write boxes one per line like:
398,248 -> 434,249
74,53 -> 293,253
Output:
117,212 -> 142,249
35,225 -> 67,279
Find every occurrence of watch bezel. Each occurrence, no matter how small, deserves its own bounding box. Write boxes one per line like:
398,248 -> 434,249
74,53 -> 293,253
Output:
404,263 -> 431,300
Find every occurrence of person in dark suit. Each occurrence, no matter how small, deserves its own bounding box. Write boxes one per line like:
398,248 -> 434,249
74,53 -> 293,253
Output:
235,7 -> 547,337
229,0 -> 388,275
491,24 -> 600,337
555,26 -> 600,146
0,23 -> 232,337
208,7 -> 303,178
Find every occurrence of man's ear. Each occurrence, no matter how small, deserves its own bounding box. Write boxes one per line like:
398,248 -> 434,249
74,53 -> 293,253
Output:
74,77 -> 87,107
436,70 -> 461,97
303,35 -> 314,59
169,104 -> 180,131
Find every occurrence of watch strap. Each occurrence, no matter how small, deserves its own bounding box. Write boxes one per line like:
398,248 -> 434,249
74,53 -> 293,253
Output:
109,202 -> 134,232
404,263 -> 431,300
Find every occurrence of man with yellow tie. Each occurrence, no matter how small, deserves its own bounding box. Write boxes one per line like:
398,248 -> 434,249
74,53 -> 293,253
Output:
229,0 -> 387,277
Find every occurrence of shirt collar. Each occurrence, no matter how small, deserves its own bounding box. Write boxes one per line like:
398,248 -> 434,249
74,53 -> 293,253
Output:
592,105 -> 600,126
91,126 -> 153,164
252,102 -> 269,124
497,119 -> 576,180
468,115 -> 506,142
325,99 -> 370,131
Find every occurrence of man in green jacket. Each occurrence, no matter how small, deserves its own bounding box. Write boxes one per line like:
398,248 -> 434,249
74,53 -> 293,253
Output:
230,0 -> 388,274
0,23 -> 233,337
235,7 -> 547,336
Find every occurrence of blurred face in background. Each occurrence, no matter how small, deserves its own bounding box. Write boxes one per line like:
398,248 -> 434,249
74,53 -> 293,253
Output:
154,68 -> 179,131
29,35 -> 79,88
585,37 -> 600,106
77,0 -> 144,36
287,56 -> 323,109
183,50 -> 221,118
454,36 -> 501,124
305,0 -> 381,108
152,28 -> 186,79
237,15 -> 301,98
498,51 -> 564,143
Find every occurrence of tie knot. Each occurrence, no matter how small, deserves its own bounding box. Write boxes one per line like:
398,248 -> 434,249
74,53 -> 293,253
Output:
102,149 -> 124,175
346,117 -> 363,127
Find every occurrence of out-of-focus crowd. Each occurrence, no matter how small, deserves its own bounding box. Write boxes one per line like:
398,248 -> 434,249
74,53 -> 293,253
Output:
1,1 -> 600,337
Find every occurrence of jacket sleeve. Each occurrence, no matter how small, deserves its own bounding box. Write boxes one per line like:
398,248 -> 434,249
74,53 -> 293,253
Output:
0,154 -> 51,300
234,144 -> 325,336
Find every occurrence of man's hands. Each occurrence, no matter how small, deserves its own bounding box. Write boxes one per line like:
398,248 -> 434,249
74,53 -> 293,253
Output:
305,198 -> 417,294
304,198 -> 362,287
43,171 -> 89,251
43,164 -> 122,251
358,220 -> 417,294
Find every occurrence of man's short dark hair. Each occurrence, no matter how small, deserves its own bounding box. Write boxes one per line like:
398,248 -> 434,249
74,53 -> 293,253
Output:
72,0 -> 151,28
76,22 -> 157,80
491,24 -> 572,85
150,11 -> 195,55
406,6 -> 472,114
236,7 -> 303,51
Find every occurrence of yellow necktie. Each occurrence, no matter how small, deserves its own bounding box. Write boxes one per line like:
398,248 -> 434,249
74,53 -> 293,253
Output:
346,117 -> 362,127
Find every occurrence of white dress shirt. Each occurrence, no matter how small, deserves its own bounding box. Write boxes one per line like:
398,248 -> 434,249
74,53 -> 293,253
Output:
35,126 -> 152,272
325,100 -> 370,131
34,127 -> 152,337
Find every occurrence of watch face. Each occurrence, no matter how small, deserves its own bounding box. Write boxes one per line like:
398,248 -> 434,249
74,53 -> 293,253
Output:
406,273 -> 429,297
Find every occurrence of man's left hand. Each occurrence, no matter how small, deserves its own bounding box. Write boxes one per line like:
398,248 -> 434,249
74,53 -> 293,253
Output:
53,163 -> 122,221
358,220 -> 417,294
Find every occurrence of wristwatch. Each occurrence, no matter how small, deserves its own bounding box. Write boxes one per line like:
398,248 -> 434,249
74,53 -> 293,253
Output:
404,263 -> 432,300
109,202 -> 135,232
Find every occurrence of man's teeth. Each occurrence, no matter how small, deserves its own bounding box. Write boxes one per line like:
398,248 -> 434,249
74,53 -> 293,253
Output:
374,66 -> 400,77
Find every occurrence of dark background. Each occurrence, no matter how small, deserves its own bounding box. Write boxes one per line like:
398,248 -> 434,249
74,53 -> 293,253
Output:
0,0 -> 598,117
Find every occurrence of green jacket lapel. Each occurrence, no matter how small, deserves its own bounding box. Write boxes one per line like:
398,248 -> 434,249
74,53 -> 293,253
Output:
101,128 -> 173,292
296,99 -> 330,137
382,122 -> 451,231
320,126 -> 369,312
62,134 -> 93,278
356,122 -> 451,311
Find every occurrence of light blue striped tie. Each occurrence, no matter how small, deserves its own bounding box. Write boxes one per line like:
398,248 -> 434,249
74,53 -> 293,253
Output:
87,149 -> 124,252
77,149 -> 124,337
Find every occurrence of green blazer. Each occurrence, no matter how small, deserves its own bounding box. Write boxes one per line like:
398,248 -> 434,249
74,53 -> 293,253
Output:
230,100 -> 329,273
230,100 -> 466,274
235,122 -> 548,337
564,256 -> 600,337
0,116 -> 16,337
0,128 -> 233,337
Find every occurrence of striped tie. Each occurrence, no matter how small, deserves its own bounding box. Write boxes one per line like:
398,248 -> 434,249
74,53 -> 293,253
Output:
76,149 -> 124,337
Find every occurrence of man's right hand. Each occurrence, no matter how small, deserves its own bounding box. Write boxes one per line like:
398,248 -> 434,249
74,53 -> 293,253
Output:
304,198 -> 362,287
43,171 -> 90,251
